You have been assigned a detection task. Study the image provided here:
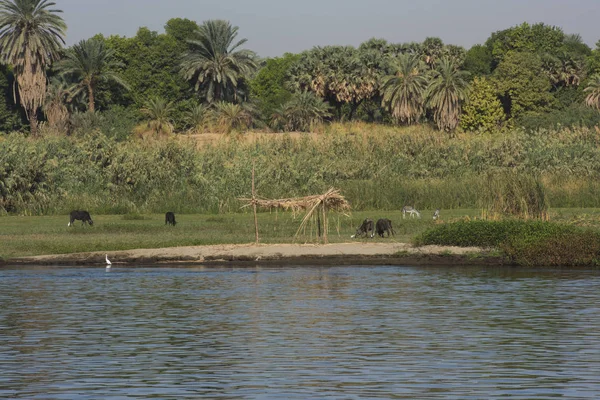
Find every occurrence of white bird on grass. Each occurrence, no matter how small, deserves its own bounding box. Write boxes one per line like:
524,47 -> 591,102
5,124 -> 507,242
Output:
105,254 -> 112,269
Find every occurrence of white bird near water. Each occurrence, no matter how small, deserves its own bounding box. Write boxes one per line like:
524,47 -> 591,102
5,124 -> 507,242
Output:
105,254 -> 112,269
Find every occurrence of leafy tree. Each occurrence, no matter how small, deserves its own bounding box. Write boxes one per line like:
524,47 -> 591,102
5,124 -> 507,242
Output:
380,54 -> 428,125
0,0 -> 66,135
584,75 -> 600,110
425,58 -> 470,132
181,19 -> 257,103
102,28 -> 194,112
586,40 -> 600,76
460,76 -> 504,132
140,96 -> 174,135
421,37 -> 444,69
463,44 -> 492,76
164,18 -> 199,45
270,91 -> 331,132
250,53 -> 299,119
492,51 -> 555,121
486,22 -> 565,67
55,38 -> 129,112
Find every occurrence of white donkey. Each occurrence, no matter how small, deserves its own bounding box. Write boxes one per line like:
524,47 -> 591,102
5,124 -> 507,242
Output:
402,206 -> 421,219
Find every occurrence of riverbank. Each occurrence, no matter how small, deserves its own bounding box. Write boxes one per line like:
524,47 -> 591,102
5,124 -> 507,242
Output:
5,242 -> 505,267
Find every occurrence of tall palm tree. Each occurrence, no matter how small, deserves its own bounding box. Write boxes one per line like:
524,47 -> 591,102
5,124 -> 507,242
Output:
425,57 -> 470,132
180,19 -> 256,103
584,74 -> 600,110
381,54 -> 428,125
0,0 -> 66,135
55,38 -> 129,112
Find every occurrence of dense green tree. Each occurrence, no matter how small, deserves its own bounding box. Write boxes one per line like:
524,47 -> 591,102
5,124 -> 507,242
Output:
586,40 -> 600,76
181,19 -> 257,103
103,27 -> 194,110
0,0 -> 66,135
486,22 -> 565,67
55,38 -> 129,112
421,37 -> 444,69
460,76 -> 504,132
250,53 -> 299,119
493,51 -> 555,120
164,18 -> 199,45
380,54 -> 428,125
463,44 -> 492,76
425,57 -> 470,132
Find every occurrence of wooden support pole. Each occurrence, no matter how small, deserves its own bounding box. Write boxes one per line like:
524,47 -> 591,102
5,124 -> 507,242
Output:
252,163 -> 259,244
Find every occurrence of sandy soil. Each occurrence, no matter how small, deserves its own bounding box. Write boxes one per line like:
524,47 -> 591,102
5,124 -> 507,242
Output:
7,242 -> 504,267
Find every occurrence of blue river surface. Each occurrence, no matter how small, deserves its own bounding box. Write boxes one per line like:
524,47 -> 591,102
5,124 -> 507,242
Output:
0,265 -> 599,399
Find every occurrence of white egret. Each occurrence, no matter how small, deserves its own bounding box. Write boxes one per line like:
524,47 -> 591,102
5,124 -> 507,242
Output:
105,254 -> 112,269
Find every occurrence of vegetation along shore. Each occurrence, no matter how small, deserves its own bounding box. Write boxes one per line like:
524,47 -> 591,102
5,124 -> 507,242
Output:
3,2 -> 600,266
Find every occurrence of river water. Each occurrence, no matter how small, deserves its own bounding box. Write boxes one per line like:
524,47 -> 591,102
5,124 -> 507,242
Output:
0,265 -> 599,399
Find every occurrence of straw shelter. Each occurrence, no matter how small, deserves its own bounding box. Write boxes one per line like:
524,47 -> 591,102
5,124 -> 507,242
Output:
239,188 -> 351,244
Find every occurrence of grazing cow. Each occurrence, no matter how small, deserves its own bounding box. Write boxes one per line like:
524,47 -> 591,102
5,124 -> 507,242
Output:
375,218 -> 395,238
165,211 -> 176,226
351,218 -> 374,238
433,209 -> 440,220
68,210 -> 93,227
402,206 -> 421,219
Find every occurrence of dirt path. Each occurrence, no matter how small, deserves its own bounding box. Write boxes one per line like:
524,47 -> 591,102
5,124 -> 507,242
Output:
7,242 -> 504,266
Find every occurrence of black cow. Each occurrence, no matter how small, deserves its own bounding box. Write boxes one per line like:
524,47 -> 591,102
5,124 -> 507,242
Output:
68,210 -> 93,227
351,218 -> 374,238
165,211 -> 176,226
375,218 -> 395,238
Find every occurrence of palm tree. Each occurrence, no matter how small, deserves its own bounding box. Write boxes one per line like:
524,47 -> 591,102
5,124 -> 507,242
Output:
141,96 -> 174,135
211,101 -> 256,133
180,19 -> 256,103
55,38 -> 128,112
381,54 -> 428,125
271,92 -> 331,132
0,0 -> 66,135
42,77 -> 69,131
184,103 -> 208,134
584,75 -> 600,110
425,57 -> 470,132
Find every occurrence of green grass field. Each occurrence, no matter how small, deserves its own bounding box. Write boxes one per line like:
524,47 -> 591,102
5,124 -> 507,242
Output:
2,208 -> 600,259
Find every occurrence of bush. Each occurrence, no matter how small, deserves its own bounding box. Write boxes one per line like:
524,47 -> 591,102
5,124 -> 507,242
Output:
415,220 -> 600,267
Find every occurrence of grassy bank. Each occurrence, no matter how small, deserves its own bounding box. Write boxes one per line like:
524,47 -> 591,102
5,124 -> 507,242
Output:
0,209 -> 449,259
3,124 -> 600,215
2,208 -> 600,261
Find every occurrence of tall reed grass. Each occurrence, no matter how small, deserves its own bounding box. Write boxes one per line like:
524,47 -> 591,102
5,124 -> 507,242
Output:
2,124 -> 600,215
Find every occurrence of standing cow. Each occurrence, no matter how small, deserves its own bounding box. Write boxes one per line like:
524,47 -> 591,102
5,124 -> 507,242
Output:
165,211 -> 177,226
375,218 -> 395,237
68,210 -> 94,227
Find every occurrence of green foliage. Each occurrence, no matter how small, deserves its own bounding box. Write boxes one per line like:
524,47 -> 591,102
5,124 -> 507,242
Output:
211,101 -> 257,133
250,53 -> 299,119
463,45 -> 492,76
140,97 -> 174,135
164,18 -> 199,44
518,104 -> 600,131
415,219 -> 600,266
493,51 -> 555,120
70,106 -> 140,140
460,76 -> 504,132
486,22 -> 565,66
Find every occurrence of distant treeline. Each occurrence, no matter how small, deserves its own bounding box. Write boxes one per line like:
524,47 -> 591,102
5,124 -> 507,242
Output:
1,2 -> 600,136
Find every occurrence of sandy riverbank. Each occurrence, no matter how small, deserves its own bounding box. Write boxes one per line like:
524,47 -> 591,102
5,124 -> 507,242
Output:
6,242 -> 505,266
